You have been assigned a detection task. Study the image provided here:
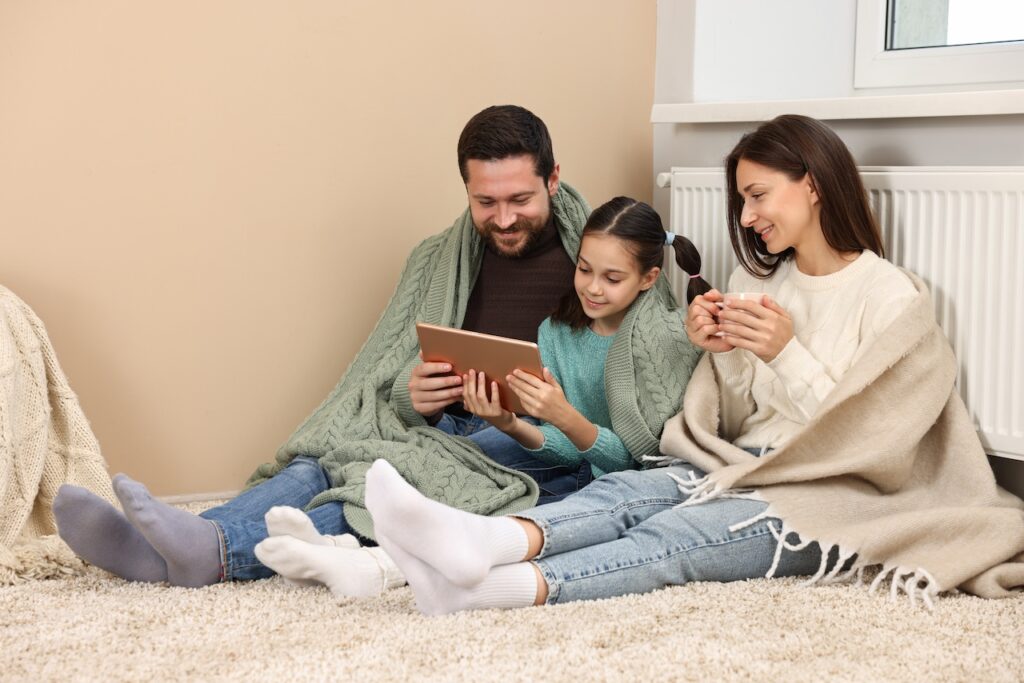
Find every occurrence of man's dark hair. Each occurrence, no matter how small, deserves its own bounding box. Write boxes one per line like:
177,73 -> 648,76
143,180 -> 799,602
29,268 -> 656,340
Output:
457,105 -> 555,183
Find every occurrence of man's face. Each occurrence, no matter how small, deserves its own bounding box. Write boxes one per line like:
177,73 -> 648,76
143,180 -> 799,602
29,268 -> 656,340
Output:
465,155 -> 560,258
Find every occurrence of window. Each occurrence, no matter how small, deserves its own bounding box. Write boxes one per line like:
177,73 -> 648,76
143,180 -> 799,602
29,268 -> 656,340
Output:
855,0 -> 1024,88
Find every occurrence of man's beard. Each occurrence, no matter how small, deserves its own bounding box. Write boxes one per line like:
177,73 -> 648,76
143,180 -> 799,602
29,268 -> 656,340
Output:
477,200 -> 555,259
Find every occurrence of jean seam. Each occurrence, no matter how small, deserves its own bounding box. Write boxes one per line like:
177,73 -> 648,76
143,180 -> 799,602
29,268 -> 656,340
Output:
211,521 -> 230,581
537,497 -> 681,527
532,559 -> 560,604
548,526 -> 777,592
511,513 -> 554,559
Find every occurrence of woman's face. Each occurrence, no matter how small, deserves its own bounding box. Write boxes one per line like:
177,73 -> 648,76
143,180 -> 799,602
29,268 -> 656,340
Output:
735,158 -> 820,255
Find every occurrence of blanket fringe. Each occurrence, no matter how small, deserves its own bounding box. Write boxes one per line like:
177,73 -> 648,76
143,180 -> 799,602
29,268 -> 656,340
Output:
0,535 -> 88,586
661,474 -> 949,609
727,507 -> 945,609
665,470 -> 758,508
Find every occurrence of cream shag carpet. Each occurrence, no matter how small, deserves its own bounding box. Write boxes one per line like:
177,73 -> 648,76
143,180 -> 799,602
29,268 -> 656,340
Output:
2,502 -> 1022,682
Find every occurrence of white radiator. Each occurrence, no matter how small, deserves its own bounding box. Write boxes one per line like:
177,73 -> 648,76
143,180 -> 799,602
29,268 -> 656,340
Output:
657,166 -> 1024,462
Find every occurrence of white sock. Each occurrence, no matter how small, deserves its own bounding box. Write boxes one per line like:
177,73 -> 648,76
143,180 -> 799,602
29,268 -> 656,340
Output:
364,459 -> 529,587
263,506 -> 360,587
264,506 -> 360,548
254,536 -> 405,599
377,533 -> 537,616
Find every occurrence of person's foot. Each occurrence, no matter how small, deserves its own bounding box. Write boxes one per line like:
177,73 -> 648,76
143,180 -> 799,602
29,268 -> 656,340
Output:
264,506 -> 359,548
376,533 -> 535,615
53,485 -> 168,583
254,536 -> 402,599
363,459 -> 527,587
262,506 -> 360,586
112,474 -> 221,587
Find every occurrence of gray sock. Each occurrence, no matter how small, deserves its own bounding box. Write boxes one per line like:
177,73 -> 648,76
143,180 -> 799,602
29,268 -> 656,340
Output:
53,484 -> 168,583
112,474 -> 222,587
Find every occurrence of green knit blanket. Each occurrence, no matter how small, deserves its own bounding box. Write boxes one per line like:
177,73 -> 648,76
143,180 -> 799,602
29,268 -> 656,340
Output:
247,183 -> 700,539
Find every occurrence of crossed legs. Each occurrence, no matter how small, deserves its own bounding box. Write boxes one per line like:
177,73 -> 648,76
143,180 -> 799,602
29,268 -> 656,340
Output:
364,459 -> 825,615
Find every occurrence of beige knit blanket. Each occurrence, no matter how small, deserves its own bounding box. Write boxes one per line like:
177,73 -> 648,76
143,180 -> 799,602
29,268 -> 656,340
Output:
0,286 -> 115,583
660,271 -> 1024,601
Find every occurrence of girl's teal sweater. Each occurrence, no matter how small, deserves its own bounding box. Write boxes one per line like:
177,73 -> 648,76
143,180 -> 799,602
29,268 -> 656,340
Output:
532,318 -> 633,477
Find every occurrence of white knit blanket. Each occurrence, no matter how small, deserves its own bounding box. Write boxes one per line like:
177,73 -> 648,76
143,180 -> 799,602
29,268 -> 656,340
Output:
0,286 -> 115,583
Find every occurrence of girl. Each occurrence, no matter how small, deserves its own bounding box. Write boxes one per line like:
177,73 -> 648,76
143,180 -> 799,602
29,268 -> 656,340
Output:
253,197 -> 713,598
457,196 -> 712,487
360,114 -> 1024,613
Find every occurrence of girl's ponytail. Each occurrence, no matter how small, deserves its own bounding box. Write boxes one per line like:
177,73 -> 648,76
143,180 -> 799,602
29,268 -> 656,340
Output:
668,234 -> 712,304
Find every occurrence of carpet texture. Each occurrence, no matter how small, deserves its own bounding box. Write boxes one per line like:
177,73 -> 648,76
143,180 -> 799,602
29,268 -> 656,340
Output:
2,503 -> 1022,681
3,566 -> 1023,681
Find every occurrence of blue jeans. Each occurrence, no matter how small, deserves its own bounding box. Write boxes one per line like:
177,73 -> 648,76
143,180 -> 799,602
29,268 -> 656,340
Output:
200,456 -> 349,581
203,414 -> 593,581
517,464 -> 828,605
434,412 -> 594,504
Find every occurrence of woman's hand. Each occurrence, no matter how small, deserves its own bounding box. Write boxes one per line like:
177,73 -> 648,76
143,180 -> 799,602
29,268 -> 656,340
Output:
461,370 -> 517,431
685,289 -> 736,353
717,295 -> 793,363
507,368 -> 573,426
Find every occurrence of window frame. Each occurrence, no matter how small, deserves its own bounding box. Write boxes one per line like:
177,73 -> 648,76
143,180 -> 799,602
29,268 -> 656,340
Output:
854,0 -> 1024,89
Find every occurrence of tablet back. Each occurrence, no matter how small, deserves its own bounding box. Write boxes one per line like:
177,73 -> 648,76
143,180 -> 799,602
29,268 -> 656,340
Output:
415,323 -> 543,415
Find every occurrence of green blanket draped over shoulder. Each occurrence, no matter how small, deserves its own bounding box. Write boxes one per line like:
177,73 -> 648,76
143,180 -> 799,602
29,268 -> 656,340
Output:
248,183 -> 700,539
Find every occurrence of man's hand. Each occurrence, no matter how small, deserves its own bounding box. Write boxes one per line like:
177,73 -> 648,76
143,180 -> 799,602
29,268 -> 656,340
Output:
461,370 -> 517,431
408,354 -> 464,419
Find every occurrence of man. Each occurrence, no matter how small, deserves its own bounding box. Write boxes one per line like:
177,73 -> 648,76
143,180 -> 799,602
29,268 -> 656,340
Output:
53,105 -> 696,587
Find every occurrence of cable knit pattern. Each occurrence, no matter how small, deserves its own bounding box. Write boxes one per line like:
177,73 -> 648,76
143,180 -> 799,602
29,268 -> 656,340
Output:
605,280 -> 701,461
713,251 -> 918,448
0,286 -> 115,582
247,183 -> 699,539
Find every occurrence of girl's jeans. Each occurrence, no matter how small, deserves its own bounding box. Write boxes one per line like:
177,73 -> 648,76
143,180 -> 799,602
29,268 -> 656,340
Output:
516,464 -> 827,604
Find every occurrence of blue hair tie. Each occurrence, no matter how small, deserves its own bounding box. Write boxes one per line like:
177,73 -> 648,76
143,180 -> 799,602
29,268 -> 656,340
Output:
664,231 -> 676,246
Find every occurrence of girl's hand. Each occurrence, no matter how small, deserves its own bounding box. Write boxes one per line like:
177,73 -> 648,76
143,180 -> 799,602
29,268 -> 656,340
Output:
685,289 -> 736,353
717,295 -> 793,362
461,370 -> 516,431
507,368 -> 572,425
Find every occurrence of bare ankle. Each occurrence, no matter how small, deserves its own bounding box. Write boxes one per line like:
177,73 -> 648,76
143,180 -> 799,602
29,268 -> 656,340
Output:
513,518 -> 544,560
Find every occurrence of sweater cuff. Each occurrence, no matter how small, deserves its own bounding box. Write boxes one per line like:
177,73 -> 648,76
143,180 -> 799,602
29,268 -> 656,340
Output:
766,337 -> 811,384
578,427 -> 631,475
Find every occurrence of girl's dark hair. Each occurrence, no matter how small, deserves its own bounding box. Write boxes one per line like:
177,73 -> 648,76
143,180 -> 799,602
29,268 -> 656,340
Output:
725,114 -> 884,278
552,196 -> 712,330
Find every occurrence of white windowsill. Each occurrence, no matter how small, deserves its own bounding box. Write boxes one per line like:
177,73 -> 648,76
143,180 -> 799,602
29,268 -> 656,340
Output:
650,89 -> 1024,123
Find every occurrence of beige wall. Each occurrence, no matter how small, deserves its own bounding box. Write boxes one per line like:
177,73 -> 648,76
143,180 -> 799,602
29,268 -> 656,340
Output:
0,1 -> 657,496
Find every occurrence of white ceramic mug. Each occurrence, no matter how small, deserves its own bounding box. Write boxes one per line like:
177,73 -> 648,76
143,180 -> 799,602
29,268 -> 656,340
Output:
714,292 -> 764,336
